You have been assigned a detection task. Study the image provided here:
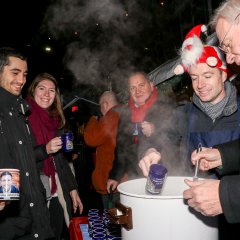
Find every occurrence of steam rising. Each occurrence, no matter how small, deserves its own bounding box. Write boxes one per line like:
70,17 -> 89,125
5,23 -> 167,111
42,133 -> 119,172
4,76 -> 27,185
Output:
42,0 -> 194,177
43,0 -> 148,99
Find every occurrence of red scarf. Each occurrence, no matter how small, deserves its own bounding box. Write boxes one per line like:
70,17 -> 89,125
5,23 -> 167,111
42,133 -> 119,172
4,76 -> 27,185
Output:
129,88 -> 158,123
27,97 -> 59,194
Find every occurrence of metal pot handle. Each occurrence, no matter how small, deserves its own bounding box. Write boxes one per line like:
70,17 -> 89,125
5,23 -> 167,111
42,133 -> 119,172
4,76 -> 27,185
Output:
107,202 -> 133,230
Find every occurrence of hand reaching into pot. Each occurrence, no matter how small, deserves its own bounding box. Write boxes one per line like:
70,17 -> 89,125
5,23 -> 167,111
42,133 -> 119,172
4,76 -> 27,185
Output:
139,148 -> 161,176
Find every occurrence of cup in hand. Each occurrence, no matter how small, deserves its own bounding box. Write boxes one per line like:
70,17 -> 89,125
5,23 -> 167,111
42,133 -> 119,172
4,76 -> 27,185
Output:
146,164 -> 167,194
61,132 -> 74,152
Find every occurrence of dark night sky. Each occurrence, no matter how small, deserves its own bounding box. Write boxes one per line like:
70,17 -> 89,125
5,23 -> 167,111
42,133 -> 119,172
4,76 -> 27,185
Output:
0,0 -> 74,99
0,0 -> 223,106
0,1 -> 46,48
0,0 -> 55,78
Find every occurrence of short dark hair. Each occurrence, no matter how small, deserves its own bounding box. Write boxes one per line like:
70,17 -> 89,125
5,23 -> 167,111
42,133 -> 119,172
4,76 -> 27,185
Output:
0,47 -> 27,74
0,171 -> 12,179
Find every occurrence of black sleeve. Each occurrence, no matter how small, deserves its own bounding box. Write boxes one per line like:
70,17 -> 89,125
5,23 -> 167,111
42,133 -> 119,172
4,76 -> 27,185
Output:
34,144 -> 48,162
215,139 -> 240,175
55,153 -> 78,192
219,175 -> 240,223
0,196 -> 32,239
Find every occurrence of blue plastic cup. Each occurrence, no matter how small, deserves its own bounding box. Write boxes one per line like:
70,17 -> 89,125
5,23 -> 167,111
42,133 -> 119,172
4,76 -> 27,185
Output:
92,223 -> 105,229
93,227 -> 106,235
88,216 -> 101,226
61,132 -> 74,152
92,233 -> 106,240
92,219 -> 103,226
88,209 -> 100,218
103,216 -> 110,227
88,215 -> 101,236
146,163 -> 167,194
88,208 -> 100,214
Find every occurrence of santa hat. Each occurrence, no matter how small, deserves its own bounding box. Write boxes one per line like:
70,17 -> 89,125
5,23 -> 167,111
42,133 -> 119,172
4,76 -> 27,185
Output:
174,24 -> 229,76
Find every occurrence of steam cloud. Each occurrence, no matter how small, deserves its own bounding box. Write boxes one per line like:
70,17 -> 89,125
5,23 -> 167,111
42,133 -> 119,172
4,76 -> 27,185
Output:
43,0 -> 149,101
42,0 -> 193,178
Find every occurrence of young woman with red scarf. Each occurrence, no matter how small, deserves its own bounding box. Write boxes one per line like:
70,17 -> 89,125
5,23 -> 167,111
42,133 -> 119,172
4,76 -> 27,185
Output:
26,73 -> 83,239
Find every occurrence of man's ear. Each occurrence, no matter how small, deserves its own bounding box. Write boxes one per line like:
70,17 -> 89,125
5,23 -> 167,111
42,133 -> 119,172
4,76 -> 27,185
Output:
150,81 -> 154,91
221,71 -> 227,82
104,101 -> 109,112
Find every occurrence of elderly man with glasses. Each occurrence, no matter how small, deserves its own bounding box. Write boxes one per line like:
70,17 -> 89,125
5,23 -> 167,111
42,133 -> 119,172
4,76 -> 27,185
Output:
183,0 -> 240,227
217,12 -> 240,59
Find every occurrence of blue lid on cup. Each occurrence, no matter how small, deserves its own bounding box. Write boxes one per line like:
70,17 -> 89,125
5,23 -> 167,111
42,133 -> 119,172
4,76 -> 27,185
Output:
150,164 -> 167,176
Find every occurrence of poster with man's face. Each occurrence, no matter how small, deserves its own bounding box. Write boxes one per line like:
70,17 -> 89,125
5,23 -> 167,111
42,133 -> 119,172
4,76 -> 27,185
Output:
0,169 -> 20,200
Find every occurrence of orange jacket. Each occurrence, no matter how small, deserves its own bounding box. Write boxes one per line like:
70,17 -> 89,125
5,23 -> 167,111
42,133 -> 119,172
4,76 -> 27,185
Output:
84,109 -> 119,194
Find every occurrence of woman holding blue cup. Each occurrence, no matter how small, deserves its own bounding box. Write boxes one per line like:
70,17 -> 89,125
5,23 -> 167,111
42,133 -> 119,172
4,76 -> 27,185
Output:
26,72 -> 83,239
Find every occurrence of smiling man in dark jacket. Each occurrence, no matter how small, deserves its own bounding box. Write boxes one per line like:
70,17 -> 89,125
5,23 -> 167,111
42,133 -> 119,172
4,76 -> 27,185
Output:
182,0 -> 240,226
0,47 -> 54,239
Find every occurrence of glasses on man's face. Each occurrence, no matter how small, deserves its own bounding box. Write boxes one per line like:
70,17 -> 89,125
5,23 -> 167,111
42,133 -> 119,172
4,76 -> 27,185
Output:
218,13 -> 240,54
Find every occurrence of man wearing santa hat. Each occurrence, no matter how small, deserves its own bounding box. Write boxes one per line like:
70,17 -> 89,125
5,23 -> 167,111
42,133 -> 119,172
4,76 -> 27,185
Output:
140,23 -> 240,176
183,0 -> 240,227
173,24 -> 240,163
139,23 -> 240,238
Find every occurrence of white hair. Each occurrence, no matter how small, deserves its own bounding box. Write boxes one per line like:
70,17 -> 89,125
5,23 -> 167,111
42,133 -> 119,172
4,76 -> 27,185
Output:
209,0 -> 240,29
99,91 -> 118,105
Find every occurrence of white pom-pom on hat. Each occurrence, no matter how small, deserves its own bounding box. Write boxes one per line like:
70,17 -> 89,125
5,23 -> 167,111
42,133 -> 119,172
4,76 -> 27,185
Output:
200,25 -> 207,34
174,64 -> 185,75
206,57 -> 218,67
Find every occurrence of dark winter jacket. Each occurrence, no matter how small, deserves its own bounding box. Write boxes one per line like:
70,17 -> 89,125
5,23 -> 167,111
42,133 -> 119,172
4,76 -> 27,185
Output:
168,94 -> 240,176
214,139 -> 240,223
109,92 -> 176,181
0,87 -> 54,240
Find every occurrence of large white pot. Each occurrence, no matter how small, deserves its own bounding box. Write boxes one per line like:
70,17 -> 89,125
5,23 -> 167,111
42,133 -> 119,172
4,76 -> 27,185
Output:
108,176 -> 218,240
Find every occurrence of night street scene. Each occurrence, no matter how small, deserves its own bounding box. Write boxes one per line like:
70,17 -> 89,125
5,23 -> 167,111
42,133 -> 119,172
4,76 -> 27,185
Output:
1,0 -> 228,103
1,0 -> 240,240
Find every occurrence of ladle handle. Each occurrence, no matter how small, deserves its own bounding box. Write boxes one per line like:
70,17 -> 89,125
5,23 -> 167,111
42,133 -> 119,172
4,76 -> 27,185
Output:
193,143 -> 202,181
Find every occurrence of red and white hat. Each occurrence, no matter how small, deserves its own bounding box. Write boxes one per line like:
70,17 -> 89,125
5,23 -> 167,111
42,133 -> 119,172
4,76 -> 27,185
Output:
174,24 -> 229,76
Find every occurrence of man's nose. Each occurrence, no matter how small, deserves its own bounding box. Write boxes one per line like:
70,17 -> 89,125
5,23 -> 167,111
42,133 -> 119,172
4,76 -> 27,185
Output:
136,87 -> 142,93
17,75 -> 26,84
197,79 -> 205,88
226,52 -> 235,64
